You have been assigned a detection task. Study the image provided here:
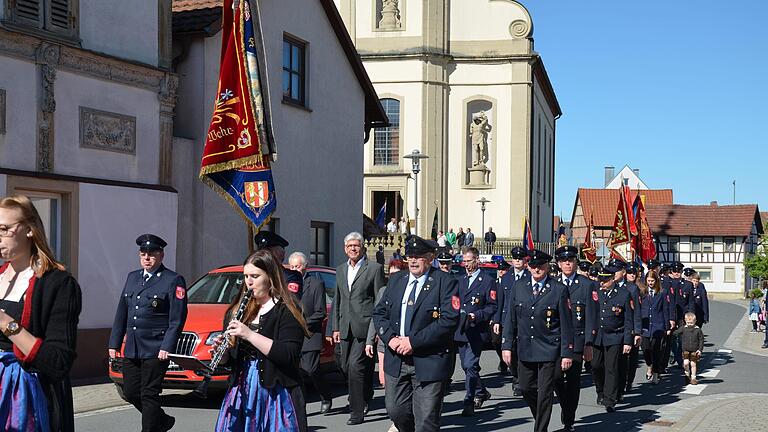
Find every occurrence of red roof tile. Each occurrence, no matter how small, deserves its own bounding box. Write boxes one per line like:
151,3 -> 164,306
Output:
574,188 -> 673,228
646,204 -> 762,237
173,0 -> 221,13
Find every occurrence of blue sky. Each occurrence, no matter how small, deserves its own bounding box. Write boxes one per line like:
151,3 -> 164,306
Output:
522,1 -> 768,220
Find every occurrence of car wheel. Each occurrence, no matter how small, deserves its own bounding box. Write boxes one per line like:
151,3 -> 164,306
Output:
114,383 -> 127,401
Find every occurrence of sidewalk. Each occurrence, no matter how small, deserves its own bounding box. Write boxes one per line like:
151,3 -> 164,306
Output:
73,382 -> 190,415
638,393 -> 768,432
721,299 -> 768,357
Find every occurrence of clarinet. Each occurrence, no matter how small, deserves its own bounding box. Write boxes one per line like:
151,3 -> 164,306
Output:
194,277 -> 251,398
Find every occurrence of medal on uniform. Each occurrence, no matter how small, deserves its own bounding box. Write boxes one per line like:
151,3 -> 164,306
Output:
407,299 -> 414,306
546,317 -> 551,329
151,299 -> 159,308
432,311 -> 439,318
546,310 -> 552,317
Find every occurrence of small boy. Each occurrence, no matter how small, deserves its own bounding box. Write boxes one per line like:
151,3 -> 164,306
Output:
674,311 -> 704,384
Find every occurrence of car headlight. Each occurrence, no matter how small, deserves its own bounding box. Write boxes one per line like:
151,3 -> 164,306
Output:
205,331 -> 223,345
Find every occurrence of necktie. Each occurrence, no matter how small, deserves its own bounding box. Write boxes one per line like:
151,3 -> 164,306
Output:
515,273 -> 520,282
403,280 -> 418,337
532,282 -> 540,297
143,273 -> 151,285
564,278 -> 571,287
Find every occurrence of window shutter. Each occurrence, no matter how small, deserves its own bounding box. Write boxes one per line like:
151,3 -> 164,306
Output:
46,0 -> 74,34
14,0 -> 42,26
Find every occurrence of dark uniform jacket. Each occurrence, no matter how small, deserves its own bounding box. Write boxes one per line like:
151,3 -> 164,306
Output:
560,274 -> 595,354
617,280 -> 642,336
678,279 -> 694,315
494,268 -> 530,324
333,258 -> 385,339
639,290 -> 671,338
501,276 -> 574,362
586,284 -> 633,347
301,274 -> 326,352
109,264 -> 188,358
454,270 -> 497,343
689,283 -> 709,323
372,269 -> 459,382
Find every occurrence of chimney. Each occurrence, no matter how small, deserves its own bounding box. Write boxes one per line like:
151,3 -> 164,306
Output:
633,168 -> 640,177
710,201 -> 718,207
604,166 -> 615,187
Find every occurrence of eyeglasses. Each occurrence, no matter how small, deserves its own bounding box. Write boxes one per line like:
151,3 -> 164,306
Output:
0,222 -> 22,238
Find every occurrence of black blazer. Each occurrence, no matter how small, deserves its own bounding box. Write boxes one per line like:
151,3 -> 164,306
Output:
227,300 -> 304,389
8,265 -> 83,432
301,275 -> 326,352
372,269 -> 459,382
560,274 -> 596,354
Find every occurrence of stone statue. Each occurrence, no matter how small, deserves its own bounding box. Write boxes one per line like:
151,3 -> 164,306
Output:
470,111 -> 491,167
378,0 -> 401,29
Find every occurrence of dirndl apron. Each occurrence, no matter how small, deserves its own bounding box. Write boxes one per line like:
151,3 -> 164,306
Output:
0,351 -> 50,431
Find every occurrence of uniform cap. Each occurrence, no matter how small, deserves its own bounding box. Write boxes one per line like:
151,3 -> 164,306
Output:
647,259 -> 661,269
660,263 -> 671,272
683,267 -> 695,276
254,231 -> 289,250
597,267 -> 616,279
671,262 -> 684,272
578,261 -> 592,272
555,245 -> 579,261
625,262 -> 640,273
136,234 -> 167,252
405,235 -> 438,256
527,249 -> 552,266
497,259 -> 512,271
510,246 -> 528,259
607,258 -> 627,270
436,251 -> 454,262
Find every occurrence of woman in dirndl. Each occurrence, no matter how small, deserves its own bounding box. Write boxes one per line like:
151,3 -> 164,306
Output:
0,195 -> 82,432
213,249 -> 309,432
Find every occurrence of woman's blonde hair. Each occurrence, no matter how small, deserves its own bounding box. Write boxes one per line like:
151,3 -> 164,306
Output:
0,195 -> 65,277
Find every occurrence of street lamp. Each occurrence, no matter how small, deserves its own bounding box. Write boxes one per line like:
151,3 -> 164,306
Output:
403,149 -> 429,235
477,197 -> 490,240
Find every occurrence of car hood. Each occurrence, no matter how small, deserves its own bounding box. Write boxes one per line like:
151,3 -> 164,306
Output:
183,303 -> 230,334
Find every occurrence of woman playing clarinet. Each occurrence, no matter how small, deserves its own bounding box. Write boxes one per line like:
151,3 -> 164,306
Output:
0,195 -> 82,431
213,249 -> 309,432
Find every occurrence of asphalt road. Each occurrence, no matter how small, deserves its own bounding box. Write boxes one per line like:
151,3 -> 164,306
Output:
76,300 -> 766,431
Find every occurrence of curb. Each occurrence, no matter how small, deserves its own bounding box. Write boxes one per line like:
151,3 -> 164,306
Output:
637,393 -> 767,431
722,300 -> 768,358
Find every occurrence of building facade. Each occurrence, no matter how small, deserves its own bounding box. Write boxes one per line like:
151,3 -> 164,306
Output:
172,0 -> 386,280
647,204 -> 763,298
334,0 -> 561,241
0,0 -> 179,380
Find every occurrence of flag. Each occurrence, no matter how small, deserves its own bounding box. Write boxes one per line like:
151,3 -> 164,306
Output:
634,193 -> 657,263
557,219 -> 567,247
199,0 -> 277,230
581,214 -> 597,263
523,217 -> 535,252
430,207 -> 439,240
608,188 -> 633,262
623,185 -> 638,236
375,200 -> 387,228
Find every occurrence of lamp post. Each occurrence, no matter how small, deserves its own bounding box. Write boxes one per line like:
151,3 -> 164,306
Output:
477,197 -> 490,241
403,149 -> 429,236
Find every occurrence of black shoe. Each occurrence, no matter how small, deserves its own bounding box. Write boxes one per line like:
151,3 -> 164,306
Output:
596,394 -> 604,405
762,344 -> 768,349
161,415 -> 175,432
512,385 -> 523,397
562,425 -> 576,432
347,417 -> 364,425
363,403 -> 369,416
625,383 -> 632,393
461,403 -> 475,417
320,400 -> 332,415
605,405 -> 616,413
511,376 -> 519,385
474,392 -> 491,408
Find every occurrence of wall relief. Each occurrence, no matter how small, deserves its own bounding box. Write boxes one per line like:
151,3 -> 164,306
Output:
79,107 -> 136,154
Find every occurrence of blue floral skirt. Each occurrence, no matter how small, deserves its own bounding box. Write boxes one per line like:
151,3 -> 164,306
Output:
0,351 -> 50,432
215,357 -> 299,432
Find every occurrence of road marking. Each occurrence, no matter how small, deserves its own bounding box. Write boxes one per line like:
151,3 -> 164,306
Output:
681,383 -> 707,395
717,349 -> 732,354
74,405 -> 132,419
699,369 -> 720,378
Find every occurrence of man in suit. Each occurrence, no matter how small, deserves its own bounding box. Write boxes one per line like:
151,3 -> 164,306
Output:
455,247 -> 497,416
464,228 -> 475,247
372,235 -> 460,432
553,246 -> 596,432
289,252 -> 332,415
501,249 -> 574,432
108,234 -> 187,432
493,246 -> 530,396
332,231 -> 386,425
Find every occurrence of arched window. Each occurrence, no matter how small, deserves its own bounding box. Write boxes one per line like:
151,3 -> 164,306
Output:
374,98 -> 400,165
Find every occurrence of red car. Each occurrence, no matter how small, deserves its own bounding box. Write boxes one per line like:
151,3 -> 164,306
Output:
109,265 -> 338,394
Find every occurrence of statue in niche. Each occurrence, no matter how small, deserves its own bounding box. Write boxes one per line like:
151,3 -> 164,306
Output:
378,0 -> 402,29
470,111 -> 491,167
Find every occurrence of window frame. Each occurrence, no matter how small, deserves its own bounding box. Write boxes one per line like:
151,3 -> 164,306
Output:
282,33 -> 308,107
724,266 -> 736,283
668,236 -> 680,253
3,0 -> 80,45
310,221 -> 331,267
702,237 -> 714,252
693,267 -> 712,283
724,237 -> 736,252
373,97 -> 401,166
690,236 -> 701,252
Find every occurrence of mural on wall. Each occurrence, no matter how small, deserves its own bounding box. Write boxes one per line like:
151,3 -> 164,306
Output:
466,99 -> 493,187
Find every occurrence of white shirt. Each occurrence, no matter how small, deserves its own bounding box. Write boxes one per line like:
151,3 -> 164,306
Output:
530,276 -> 548,293
400,272 -> 428,336
386,221 -> 397,233
1,267 -> 34,302
513,270 -> 526,281
437,235 -> 447,247
562,273 -> 576,286
468,268 -> 481,287
347,256 -> 365,289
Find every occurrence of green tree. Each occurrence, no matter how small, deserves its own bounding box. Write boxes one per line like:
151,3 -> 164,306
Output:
745,221 -> 768,281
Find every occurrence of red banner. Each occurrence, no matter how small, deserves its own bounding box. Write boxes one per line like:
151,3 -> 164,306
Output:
581,214 -> 597,263
634,194 -> 657,263
608,188 -> 633,262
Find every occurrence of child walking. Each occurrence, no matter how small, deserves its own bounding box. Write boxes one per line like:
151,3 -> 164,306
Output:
749,293 -> 761,332
674,312 -> 704,385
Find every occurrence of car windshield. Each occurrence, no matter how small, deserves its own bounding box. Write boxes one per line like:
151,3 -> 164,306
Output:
187,272 -> 243,304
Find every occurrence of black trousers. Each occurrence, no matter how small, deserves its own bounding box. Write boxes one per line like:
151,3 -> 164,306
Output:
554,355 -> 583,427
385,361 -> 444,432
122,357 -> 170,432
618,344 -> 639,397
591,344 -> 621,407
642,336 -> 666,374
339,337 -> 374,419
300,350 -> 331,402
518,360 -> 560,432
